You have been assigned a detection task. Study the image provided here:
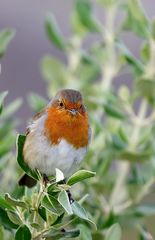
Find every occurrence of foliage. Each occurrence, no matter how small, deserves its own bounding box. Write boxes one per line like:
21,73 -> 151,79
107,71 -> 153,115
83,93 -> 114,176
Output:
0,29 -> 15,57
0,135 -> 96,239
39,0 -> 155,239
1,0 -> 155,239
0,28 -> 22,194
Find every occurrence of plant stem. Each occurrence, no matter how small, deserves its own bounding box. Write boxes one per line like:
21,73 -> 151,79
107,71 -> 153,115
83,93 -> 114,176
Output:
135,177 -> 155,203
32,181 -> 44,238
144,38 -> 155,78
110,36 -> 155,210
33,217 -> 78,240
67,36 -> 81,87
110,99 -> 148,209
101,5 -> 117,91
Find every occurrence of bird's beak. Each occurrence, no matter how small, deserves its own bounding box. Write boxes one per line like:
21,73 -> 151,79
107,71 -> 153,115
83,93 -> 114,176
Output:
68,109 -> 78,116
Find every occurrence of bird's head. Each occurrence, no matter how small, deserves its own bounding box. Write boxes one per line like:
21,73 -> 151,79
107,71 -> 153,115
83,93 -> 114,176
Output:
45,89 -> 89,147
49,89 -> 86,118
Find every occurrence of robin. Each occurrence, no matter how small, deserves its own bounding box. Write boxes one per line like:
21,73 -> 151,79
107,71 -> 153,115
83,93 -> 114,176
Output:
19,89 -> 91,188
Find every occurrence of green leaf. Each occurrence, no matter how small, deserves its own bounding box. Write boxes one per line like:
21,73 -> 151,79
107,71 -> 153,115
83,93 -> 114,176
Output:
64,229 -> 80,238
0,196 -> 15,211
30,223 -> 40,230
133,204 -> 155,216
15,224 -> 31,240
93,232 -> 104,240
0,28 -> 15,57
47,184 -> 58,196
140,42 -> 150,62
120,150 -> 152,162
77,224 -> 92,240
118,85 -> 130,102
72,201 -> 96,228
117,41 -> 143,76
41,195 -> 62,216
12,185 -> 25,200
0,226 -> 4,240
0,133 -> 16,156
44,229 -> 80,239
0,91 -> 8,115
104,104 -> 125,120
78,194 -> 89,205
136,78 -> 155,99
7,210 -> 22,225
0,91 -> 8,107
96,0 -> 116,8
16,135 -> 39,180
75,0 -> 101,32
71,201 -> 88,219
58,190 -> 73,215
1,98 -> 22,119
117,127 -> 128,144
51,213 -> 64,226
5,193 -> 27,209
77,55 -> 101,83
0,105 -> 2,115
111,135 -> 127,151
38,206 -> 47,221
0,207 -> 18,230
41,55 -> 68,93
27,93 -> 47,113
67,170 -> 96,186
138,225 -> 153,240
71,11 -> 87,36
123,0 -> 149,38
45,13 -> 65,50
105,223 -> 122,240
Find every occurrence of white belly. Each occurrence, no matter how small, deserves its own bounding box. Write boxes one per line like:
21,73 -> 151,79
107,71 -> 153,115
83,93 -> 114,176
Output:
24,133 -> 87,177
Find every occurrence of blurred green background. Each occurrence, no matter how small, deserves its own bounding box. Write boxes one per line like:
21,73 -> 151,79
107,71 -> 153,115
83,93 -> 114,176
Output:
0,0 -> 154,130
1,0 -> 155,239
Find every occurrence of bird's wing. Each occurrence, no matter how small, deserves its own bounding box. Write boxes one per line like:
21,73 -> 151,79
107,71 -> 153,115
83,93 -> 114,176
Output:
25,109 -> 46,135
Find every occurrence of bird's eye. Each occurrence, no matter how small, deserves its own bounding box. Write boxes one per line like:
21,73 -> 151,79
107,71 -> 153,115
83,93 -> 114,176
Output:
59,102 -> 64,107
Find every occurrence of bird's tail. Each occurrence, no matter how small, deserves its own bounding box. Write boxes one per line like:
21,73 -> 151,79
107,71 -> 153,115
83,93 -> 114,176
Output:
18,174 -> 37,188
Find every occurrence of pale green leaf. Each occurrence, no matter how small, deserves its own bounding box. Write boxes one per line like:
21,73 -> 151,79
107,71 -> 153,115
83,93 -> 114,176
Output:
5,193 -> 27,209
0,28 -> 15,57
7,211 -> 22,225
75,0 -> 101,32
105,223 -> 122,240
72,201 -> 96,228
45,13 -> 65,50
67,170 -> 96,186
58,190 -> 73,215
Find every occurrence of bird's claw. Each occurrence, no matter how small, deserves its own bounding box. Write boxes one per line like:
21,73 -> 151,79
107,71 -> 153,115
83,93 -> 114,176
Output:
67,190 -> 74,204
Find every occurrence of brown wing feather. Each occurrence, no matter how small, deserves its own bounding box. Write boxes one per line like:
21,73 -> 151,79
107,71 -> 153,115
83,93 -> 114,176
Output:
25,109 -> 46,135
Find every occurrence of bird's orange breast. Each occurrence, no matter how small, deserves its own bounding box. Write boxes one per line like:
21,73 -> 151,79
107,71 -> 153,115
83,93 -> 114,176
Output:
44,107 -> 89,148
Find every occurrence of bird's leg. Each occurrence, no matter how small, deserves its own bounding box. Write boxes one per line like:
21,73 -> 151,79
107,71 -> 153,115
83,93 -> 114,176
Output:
66,190 -> 74,204
43,174 -> 49,187
59,179 -> 74,204
60,179 -> 74,204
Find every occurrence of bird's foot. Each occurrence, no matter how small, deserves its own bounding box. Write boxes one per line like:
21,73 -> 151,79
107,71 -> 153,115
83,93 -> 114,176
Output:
66,190 -> 74,204
43,174 -> 49,187
60,179 -> 74,203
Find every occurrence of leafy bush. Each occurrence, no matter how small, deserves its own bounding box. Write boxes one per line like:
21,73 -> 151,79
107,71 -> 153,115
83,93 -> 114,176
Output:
40,0 -> 155,239
0,29 -> 22,194
1,0 -> 155,239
